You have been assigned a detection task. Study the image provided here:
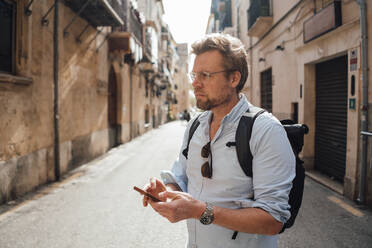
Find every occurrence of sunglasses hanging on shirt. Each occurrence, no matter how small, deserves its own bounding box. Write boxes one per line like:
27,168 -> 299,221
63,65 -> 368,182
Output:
201,142 -> 213,178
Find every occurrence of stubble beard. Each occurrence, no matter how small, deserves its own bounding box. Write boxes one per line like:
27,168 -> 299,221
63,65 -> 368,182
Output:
196,91 -> 233,111
196,98 -> 213,110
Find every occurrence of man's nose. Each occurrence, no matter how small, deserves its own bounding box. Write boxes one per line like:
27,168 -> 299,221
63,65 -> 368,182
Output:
192,77 -> 202,89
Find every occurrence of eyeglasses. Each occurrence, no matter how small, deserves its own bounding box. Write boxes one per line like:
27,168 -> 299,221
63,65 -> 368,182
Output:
189,70 -> 233,82
201,142 -> 212,178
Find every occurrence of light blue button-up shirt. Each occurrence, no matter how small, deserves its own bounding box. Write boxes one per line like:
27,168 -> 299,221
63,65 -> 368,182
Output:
161,94 -> 295,248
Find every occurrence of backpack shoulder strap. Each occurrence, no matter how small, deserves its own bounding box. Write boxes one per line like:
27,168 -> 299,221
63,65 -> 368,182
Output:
231,107 -> 266,240
235,107 -> 266,177
182,115 -> 201,159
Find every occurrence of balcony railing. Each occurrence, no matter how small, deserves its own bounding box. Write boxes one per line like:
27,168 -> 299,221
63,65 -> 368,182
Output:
248,0 -> 271,30
106,0 -> 126,23
144,30 -> 152,59
247,0 -> 273,37
63,0 -> 124,27
118,6 -> 143,44
108,1 -> 144,62
213,0 -> 232,31
129,7 -> 143,44
138,27 -> 158,73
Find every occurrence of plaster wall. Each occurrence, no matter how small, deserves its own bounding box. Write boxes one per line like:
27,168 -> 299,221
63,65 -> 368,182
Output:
243,0 -> 372,206
118,63 -> 131,143
0,1 -> 113,203
0,0 -> 55,162
173,66 -> 190,117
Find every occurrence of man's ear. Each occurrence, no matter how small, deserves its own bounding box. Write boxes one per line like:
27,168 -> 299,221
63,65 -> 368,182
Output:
231,71 -> 241,88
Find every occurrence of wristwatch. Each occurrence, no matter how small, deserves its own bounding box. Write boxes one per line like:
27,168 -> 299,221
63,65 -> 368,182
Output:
200,202 -> 214,225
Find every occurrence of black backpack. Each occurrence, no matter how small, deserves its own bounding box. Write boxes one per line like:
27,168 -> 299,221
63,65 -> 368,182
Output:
182,107 -> 309,235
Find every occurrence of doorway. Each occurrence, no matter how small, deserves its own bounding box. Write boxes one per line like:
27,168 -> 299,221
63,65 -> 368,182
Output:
108,66 -> 119,148
315,55 -> 348,182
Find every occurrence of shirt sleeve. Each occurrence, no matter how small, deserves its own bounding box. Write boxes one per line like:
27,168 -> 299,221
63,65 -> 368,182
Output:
250,114 -> 296,223
160,119 -> 193,192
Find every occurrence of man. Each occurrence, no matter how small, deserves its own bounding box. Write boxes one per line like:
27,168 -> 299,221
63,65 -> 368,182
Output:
142,33 -> 295,248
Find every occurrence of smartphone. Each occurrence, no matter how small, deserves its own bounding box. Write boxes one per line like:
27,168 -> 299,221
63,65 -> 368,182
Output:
133,186 -> 161,202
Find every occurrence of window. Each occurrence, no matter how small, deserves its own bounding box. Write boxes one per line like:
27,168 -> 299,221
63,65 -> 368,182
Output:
292,102 -> 298,123
0,0 -> 15,74
260,68 -> 272,112
145,108 -> 150,124
145,82 -> 149,97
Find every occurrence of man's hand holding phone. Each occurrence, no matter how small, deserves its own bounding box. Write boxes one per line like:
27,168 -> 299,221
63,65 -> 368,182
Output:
139,177 -> 167,206
133,186 -> 161,202
135,178 -> 203,223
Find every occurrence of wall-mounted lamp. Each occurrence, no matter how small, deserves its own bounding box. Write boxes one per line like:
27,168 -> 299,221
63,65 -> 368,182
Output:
275,45 -> 285,51
259,57 -> 265,62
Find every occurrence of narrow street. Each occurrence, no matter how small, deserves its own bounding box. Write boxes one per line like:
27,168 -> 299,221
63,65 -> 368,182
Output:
0,121 -> 371,248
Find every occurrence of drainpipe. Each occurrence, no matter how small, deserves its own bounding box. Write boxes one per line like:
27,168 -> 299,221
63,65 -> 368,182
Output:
53,0 -> 60,180
357,0 -> 369,205
149,76 -> 153,127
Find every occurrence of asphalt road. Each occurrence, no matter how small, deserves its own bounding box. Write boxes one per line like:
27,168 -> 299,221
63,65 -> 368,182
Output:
0,120 -> 371,248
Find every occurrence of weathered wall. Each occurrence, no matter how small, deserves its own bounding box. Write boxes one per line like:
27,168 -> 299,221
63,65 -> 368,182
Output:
0,0 -> 54,163
0,0 -> 113,203
240,0 -> 372,207
0,0 -> 56,203
0,0 -> 192,205
173,65 -> 190,117
118,63 -> 131,143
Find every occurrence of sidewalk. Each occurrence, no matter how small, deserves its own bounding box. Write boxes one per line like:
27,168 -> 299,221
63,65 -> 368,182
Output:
278,176 -> 372,248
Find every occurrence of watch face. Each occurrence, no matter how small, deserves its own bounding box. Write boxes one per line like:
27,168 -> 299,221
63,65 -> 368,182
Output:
200,204 -> 214,225
200,215 -> 213,225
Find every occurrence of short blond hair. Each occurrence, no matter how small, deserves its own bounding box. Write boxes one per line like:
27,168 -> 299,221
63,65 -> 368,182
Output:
191,33 -> 248,92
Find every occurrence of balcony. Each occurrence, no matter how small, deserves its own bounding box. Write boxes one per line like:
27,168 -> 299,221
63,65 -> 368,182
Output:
108,3 -> 143,63
210,0 -> 232,32
137,21 -> 159,74
247,0 -> 273,38
63,0 -> 124,27
141,22 -> 158,68
143,29 -> 152,62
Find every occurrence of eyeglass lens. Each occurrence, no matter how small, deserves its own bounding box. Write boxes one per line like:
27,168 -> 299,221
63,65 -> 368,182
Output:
189,72 -> 208,82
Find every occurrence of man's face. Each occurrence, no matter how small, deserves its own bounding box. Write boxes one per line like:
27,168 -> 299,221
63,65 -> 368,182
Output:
191,50 -> 236,111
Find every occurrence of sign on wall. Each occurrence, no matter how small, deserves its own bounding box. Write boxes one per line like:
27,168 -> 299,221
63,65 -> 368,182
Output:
350,49 -> 358,72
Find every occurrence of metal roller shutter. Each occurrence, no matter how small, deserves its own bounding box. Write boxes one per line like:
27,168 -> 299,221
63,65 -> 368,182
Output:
315,55 -> 348,182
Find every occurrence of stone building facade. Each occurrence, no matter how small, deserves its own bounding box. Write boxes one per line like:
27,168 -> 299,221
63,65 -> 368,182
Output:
0,0 -> 189,204
207,0 -> 372,207
173,43 -> 191,117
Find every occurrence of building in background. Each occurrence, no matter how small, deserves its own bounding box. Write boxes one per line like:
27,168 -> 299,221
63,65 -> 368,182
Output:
207,0 -> 372,208
207,0 -> 233,34
0,0 -> 189,204
173,43 -> 190,118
